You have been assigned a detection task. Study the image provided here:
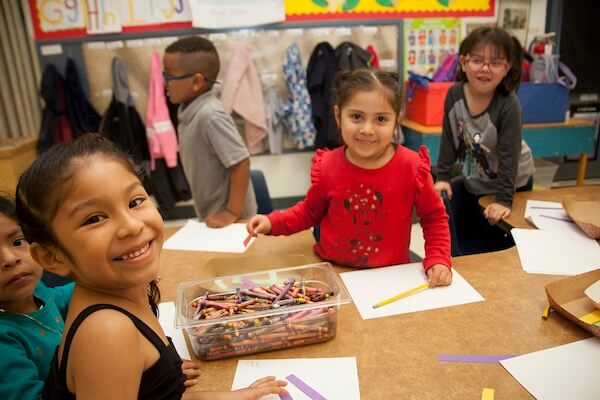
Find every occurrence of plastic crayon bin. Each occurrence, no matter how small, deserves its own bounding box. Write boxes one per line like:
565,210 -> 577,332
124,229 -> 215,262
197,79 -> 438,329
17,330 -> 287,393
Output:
175,262 -> 351,360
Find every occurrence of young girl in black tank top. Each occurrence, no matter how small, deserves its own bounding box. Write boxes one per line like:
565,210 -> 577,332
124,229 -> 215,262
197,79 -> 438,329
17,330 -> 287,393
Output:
16,134 -> 288,399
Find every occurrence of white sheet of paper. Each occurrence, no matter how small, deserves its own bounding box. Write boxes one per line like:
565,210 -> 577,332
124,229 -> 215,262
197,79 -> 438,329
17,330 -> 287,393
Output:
339,262 -> 484,320
524,200 -> 571,230
188,0 -> 285,29
158,302 -> 191,360
162,220 -> 255,253
500,338 -> 600,400
512,228 -> 600,275
232,357 -> 360,400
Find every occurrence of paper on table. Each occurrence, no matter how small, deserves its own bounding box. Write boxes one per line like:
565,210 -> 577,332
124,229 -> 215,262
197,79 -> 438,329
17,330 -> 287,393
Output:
232,358 -> 360,400
339,262 -> 484,320
500,338 -> 600,400
158,302 -> 190,360
524,200 -> 572,230
162,220 -> 255,253
512,228 -> 600,275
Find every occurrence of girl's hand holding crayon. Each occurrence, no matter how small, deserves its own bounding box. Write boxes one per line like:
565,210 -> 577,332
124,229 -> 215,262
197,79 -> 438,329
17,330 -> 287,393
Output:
483,202 -> 511,225
427,264 -> 452,287
246,215 -> 272,235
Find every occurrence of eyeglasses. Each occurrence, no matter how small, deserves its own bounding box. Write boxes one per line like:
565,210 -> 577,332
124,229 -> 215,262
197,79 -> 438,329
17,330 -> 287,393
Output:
162,72 -> 221,85
466,56 -> 507,72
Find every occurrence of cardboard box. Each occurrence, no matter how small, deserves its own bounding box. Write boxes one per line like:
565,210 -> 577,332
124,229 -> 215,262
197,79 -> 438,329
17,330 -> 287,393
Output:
175,262 -> 351,360
405,82 -> 453,126
545,269 -> 600,338
517,83 -> 569,124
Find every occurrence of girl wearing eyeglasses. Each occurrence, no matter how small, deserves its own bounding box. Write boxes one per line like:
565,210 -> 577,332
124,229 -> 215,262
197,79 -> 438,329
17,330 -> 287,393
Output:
434,27 -> 534,254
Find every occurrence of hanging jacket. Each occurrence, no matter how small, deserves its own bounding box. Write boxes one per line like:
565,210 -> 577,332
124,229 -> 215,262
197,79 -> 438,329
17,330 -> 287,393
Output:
280,43 -> 316,150
307,42 -> 340,149
263,86 -> 287,154
334,41 -> 372,70
100,57 -> 150,165
38,64 -> 74,154
146,51 -> 179,170
145,88 -> 193,213
220,43 -> 267,155
64,58 -> 101,136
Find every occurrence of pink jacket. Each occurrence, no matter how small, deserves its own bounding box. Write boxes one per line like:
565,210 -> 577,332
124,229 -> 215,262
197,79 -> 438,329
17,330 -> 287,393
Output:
146,51 -> 178,170
220,43 -> 267,154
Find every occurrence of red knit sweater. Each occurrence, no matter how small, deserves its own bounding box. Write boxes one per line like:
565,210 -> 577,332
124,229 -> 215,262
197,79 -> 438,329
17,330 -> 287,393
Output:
268,145 -> 451,270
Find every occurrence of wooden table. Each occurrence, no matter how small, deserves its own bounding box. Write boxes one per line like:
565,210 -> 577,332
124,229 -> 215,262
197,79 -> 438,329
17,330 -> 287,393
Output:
402,118 -> 597,186
159,229 -> 589,399
479,186 -> 600,230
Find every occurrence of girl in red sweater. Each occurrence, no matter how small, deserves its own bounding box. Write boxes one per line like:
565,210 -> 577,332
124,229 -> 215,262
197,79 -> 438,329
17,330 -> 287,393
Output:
248,69 -> 452,287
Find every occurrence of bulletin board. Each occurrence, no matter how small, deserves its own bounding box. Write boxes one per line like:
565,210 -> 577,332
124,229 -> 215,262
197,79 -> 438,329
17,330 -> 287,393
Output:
81,25 -> 398,123
29,0 -> 492,40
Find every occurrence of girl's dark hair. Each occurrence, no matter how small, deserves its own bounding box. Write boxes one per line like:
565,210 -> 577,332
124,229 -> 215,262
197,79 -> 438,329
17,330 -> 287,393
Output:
15,133 -> 161,315
332,69 -> 403,116
0,194 -> 17,222
457,26 -> 523,95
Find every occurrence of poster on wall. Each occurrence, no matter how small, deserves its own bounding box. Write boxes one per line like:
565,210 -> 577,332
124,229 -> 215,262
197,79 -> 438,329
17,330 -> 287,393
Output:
188,0 -> 285,29
498,0 -> 531,47
403,18 -> 461,80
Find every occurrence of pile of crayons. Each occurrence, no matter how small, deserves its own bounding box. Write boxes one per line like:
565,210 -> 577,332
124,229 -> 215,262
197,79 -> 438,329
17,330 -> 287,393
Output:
184,279 -> 338,360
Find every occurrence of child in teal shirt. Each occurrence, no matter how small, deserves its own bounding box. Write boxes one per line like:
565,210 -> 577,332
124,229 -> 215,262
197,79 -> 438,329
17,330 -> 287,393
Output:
0,195 -> 74,400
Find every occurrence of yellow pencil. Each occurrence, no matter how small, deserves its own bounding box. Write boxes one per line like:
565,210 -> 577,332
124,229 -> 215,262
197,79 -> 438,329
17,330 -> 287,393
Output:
372,282 -> 430,309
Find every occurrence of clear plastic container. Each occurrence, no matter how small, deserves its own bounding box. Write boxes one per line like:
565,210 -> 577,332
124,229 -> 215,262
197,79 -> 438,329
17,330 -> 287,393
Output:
175,262 -> 351,360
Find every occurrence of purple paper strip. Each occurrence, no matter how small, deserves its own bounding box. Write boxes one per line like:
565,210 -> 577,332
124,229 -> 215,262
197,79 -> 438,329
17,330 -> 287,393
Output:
539,214 -> 574,223
279,394 -> 293,400
286,374 -> 327,400
437,354 -> 514,363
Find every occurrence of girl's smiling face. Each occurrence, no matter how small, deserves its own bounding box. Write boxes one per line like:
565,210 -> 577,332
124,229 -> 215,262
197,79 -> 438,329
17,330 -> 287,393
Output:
48,156 -> 164,294
460,43 -> 511,97
335,87 -> 398,170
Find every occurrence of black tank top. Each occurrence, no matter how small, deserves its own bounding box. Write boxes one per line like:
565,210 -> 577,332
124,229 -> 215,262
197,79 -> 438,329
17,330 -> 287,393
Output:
43,304 -> 186,399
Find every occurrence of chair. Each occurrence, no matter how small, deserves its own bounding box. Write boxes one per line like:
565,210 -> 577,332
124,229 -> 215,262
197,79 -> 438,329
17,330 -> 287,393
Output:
442,191 -> 463,257
250,169 -> 273,215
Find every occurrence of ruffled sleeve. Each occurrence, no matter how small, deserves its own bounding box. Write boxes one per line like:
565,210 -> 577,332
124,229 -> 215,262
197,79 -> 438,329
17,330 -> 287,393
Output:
310,148 -> 328,186
415,145 -> 432,193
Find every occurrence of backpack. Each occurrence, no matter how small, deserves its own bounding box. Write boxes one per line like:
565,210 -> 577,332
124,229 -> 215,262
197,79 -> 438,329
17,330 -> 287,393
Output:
529,54 -> 577,89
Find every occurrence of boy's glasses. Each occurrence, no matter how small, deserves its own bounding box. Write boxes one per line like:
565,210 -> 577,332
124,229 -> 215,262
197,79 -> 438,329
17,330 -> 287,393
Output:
466,56 -> 507,72
162,72 -> 221,84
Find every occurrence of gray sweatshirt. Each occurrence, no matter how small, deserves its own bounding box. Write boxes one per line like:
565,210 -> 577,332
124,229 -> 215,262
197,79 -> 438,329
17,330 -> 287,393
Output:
436,83 -> 535,207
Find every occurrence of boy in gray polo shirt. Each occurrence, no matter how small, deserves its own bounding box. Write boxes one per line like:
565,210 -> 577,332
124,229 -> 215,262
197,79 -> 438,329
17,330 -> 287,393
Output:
163,36 -> 256,227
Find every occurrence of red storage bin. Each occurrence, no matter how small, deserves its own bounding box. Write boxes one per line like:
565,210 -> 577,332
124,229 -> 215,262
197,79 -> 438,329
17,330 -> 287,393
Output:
405,82 -> 453,126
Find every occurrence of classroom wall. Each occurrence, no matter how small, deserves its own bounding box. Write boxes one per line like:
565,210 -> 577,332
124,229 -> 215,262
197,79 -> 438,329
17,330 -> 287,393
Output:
29,1 -> 565,200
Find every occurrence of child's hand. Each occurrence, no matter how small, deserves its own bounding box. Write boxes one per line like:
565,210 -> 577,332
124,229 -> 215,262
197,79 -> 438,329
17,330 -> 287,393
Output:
427,264 -> 452,287
483,202 -> 510,224
434,181 -> 452,199
229,376 -> 288,399
196,376 -> 288,400
205,209 -> 238,228
246,215 -> 272,235
181,359 -> 201,387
